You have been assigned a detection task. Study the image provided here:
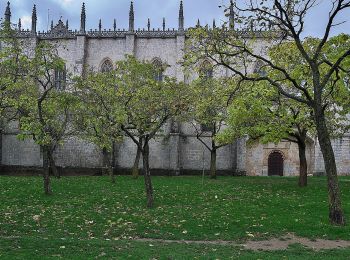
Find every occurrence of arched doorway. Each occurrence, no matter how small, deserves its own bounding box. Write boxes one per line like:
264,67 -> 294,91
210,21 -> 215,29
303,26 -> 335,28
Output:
268,151 -> 284,176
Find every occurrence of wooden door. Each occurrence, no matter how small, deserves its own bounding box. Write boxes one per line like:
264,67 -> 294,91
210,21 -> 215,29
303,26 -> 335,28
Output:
268,152 -> 284,176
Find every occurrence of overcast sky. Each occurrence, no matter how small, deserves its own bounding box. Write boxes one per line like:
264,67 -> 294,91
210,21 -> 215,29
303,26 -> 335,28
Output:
2,0 -> 349,37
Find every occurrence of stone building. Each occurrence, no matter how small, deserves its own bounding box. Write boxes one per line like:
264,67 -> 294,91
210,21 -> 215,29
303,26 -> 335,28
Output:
1,1 -> 349,176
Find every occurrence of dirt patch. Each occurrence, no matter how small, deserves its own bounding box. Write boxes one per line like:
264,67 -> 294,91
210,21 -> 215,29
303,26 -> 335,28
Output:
136,238 -> 238,246
136,233 -> 350,251
244,233 -> 350,251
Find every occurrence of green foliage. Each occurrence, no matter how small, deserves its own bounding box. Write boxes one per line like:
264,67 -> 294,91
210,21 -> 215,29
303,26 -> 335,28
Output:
75,55 -> 190,151
265,36 -> 350,136
267,35 -> 350,111
188,77 -> 235,139
185,25 -> 350,126
0,23 -> 29,124
185,27 -> 350,146
115,55 -> 190,143
14,42 -> 77,148
0,22 -> 77,151
217,80 -> 315,145
73,69 -> 126,152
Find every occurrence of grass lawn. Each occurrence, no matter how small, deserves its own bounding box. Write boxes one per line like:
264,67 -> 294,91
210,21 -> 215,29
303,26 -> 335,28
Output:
1,175 -> 350,259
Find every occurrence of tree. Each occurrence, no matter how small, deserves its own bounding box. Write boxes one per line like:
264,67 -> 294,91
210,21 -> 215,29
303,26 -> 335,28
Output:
219,80 -> 315,187
115,56 -> 189,208
73,69 -> 125,183
220,58 -> 348,187
0,23 -> 29,163
185,0 -> 350,225
187,75 -> 236,179
0,24 -> 24,117
16,42 -> 77,195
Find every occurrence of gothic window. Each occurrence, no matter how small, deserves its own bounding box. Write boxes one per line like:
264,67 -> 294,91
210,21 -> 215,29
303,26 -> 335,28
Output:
54,66 -> 66,90
152,58 -> 163,81
199,60 -> 213,79
100,59 -> 113,73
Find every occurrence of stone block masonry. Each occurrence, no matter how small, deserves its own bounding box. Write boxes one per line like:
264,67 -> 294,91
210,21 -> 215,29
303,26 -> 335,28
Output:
0,1 -> 349,176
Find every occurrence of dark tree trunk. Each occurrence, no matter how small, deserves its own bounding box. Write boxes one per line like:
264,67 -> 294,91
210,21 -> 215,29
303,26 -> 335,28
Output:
107,165 -> 115,184
297,134 -> 308,187
102,147 -> 108,175
142,142 -> 154,208
103,147 -> 115,183
42,146 -> 52,195
210,148 -> 217,179
111,142 -> 117,180
47,149 -> 60,179
315,108 -> 345,225
132,146 -> 141,179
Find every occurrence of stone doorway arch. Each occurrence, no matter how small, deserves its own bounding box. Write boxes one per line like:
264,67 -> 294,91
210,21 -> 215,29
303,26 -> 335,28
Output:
268,151 -> 284,176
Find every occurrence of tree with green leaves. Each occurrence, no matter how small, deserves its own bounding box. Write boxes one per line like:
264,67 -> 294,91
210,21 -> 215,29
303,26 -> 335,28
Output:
218,80 -> 316,187
73,69 -> 126,184
0,23 -> 29,148
115,55 -> 190,208
16,42 -> 77,194
266,38 -> 349,186
187,75 -> 236,179
185,0 -> 350,225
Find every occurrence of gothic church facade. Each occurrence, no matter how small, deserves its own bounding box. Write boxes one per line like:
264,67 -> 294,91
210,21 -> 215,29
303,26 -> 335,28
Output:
1,2 -> 349,176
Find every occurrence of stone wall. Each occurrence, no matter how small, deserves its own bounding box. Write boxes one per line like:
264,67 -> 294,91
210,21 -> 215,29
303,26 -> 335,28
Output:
245,140 -> 314,176
1,133 -> 238,175
2,134 -> 42,167
1,23 -> 349,176
314,135 -> 350,176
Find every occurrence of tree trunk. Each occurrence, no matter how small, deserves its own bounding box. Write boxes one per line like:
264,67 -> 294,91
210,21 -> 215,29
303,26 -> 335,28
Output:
297,136 -> 308,187
47,149 -> 60,179
142,142 -> 154,208
132,146 -> 141,179
315,108 -> 345,225
210,148 -> 217,179
102,147 -> 108,176
111,142 -> 117,182
42,146 -> 52,195
107,165 -> 115,184
103,147 -> 115,183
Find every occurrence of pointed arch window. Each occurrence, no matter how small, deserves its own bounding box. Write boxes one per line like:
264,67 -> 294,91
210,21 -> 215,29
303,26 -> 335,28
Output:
199,60 -> 213,79
54,65 -> 67,91
100,59 -> 113,73
152,58 -> 163,81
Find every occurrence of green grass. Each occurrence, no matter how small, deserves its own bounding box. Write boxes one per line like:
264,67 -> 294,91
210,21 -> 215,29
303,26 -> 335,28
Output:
2,237 -> 350,259
1,175 -> 350,259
